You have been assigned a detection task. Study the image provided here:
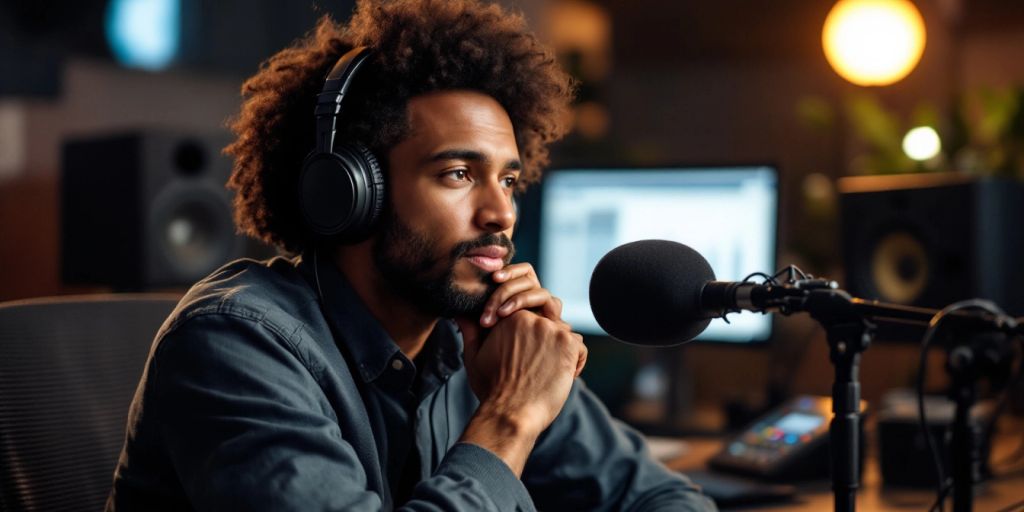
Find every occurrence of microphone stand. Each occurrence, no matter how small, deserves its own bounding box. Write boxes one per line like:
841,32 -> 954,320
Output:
941,330 -> 1014,512
749,275 -> 873,512
797,287 -> 874,512
746,270 -> 1022,512
948,342 -> 981,512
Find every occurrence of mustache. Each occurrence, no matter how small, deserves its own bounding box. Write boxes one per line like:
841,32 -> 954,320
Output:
450,233 -> 516,264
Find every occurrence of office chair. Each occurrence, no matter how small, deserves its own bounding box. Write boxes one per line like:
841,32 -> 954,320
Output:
0,294 -> 179,512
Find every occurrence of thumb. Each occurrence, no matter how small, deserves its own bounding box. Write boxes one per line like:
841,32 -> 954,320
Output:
454,316 -> 482,362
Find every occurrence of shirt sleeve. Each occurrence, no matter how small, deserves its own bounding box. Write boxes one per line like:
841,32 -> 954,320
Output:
151,312 -> 534,511
520,379 -> 718,512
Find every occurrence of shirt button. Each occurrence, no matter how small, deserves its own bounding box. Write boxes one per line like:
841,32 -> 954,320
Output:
391,359 -> 404,371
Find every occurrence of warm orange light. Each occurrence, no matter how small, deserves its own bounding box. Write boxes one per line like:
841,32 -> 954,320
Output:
822,0 -> 926,86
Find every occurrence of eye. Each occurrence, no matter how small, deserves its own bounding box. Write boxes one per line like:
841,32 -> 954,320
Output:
442,169 -> 470,182
501,174 -> 519,188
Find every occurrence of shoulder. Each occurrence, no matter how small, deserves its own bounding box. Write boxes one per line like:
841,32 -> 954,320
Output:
162,256 -> 321,335
152,257 -> 334,375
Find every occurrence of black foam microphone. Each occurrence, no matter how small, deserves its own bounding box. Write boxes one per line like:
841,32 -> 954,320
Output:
589,239 -> 803,346
588,239 -> 717,346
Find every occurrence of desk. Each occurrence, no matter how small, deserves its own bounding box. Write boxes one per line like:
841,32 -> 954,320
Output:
665,435 -> 1024,511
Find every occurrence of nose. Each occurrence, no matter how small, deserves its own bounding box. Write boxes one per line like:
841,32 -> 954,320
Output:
473,182 -> 516,233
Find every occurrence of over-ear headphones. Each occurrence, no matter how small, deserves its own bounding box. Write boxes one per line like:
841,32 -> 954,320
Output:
298,46 -> 385,242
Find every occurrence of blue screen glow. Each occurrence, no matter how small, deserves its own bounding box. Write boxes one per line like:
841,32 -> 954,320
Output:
105,0 -> 181,71
774,412 -> 824,435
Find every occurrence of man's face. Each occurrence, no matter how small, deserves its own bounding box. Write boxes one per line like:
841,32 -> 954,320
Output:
372,90 -> 520,317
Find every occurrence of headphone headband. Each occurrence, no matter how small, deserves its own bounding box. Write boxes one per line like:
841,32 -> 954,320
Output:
299,46 -> 385,241
314,46 -> 374,154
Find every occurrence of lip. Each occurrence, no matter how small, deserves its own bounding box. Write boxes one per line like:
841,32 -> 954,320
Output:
462,245 -> 508,273
464,245 -> 509,260
465,255 -> 505,272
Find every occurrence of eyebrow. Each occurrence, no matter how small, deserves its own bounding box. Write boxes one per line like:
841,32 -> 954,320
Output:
426,149 -> 522,171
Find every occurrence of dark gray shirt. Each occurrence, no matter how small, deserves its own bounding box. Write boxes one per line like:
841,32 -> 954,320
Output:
107,255 -> 715,511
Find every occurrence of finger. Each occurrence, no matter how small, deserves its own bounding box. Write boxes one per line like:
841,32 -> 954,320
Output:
541,295 -> 563,322
480,276 -> 544,326
575,338 -> 588,378
492,262 -> 538,284
492,288 -> 553,324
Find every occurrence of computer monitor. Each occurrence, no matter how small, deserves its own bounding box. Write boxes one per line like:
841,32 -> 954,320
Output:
536,166 -> 778,343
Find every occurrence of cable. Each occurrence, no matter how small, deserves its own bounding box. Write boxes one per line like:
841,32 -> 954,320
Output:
444,375 -> 453,449
928,481 -> 953,512
313,246 -> 326,303
740,271 -> 778,285
917,299 -> 1009,512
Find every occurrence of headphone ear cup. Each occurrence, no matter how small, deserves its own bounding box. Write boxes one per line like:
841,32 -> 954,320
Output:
298,144 -> 385,241
347,143 -> 385,239
352,144 -> 385,228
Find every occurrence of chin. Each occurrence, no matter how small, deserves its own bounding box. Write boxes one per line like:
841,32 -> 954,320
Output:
452,278 -> 490,298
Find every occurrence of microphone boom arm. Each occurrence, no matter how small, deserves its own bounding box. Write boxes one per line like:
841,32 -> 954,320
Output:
707,269 -> 1023,337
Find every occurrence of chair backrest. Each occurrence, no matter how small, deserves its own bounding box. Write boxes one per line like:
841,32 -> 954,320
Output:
0,294 -> 179,512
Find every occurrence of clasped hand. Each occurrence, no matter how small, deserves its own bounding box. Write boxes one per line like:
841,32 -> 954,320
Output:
456,263 -> 587,437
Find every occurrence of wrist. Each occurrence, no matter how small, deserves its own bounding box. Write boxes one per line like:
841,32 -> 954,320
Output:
473,400 -> 543,440
459,401 -> 541,477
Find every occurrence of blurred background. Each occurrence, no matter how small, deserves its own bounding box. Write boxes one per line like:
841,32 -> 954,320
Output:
2,0 -> 1024,432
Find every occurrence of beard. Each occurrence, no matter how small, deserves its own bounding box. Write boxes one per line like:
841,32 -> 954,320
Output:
371,211 -> 515,318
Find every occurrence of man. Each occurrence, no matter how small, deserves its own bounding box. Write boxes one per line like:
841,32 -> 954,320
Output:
107,0 -> 715,510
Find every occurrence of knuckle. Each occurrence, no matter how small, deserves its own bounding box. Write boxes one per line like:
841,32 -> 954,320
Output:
556,329 -> 575,344
510,309 -> 534,325
537,316 -> 557,332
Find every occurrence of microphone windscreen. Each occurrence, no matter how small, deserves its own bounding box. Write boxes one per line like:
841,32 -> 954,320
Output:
589,239 -> 715,346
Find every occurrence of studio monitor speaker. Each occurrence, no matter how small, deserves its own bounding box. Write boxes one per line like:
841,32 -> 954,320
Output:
839,173 -> 1024,318
61,130 -> 273,289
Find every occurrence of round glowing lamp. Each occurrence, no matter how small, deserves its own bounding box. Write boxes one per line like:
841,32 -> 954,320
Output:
822,0 -> 926,86
902,126 -> 941,161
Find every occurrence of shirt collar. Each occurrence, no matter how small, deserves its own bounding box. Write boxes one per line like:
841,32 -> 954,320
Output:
425,320 -> 464,380
299,250 -> 464,384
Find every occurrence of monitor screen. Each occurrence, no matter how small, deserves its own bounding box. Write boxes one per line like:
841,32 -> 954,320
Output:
537,166 -> 778,343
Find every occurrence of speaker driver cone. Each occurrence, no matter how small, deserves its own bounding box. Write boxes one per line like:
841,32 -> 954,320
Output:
150,184 -> 235,282
871,231 -> 929,304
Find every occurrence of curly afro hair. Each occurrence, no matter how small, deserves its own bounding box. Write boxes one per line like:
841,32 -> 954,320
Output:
225,0 -> 575,255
